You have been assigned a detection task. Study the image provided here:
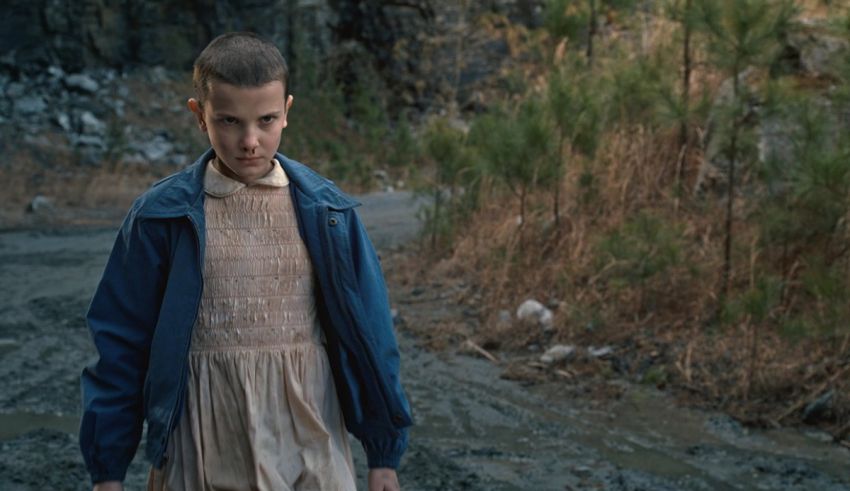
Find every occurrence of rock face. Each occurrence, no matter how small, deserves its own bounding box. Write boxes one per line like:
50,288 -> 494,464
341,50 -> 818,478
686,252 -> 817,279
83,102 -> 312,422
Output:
694,23 -> 850,195
3,0 -> 318,72
2,0 -> 544,114
0,0 -> 547,177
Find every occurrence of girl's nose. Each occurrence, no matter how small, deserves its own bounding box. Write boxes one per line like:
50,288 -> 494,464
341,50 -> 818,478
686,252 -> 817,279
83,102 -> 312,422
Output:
241,129 -> 259,152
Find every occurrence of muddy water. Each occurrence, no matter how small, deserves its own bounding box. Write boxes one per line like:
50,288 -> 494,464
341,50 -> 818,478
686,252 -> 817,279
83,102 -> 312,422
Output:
0,191 -> 848,490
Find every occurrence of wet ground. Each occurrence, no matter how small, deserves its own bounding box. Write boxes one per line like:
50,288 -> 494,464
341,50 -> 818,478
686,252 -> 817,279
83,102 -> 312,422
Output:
0,191 -> 848,490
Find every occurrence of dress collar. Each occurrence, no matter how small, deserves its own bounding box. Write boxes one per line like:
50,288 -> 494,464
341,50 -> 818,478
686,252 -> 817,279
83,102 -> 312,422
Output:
204,158 -> 290,197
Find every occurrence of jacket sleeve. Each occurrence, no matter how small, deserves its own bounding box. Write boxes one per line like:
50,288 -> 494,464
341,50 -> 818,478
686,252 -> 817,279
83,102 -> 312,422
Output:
79,208 -> 168,483
345,208 -> 413,469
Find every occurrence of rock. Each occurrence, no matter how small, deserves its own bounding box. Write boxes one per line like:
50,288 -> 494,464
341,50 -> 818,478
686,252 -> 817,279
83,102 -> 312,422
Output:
802,390 -> 834,423
120,153 -> 147,166
497,309 -> 512,325
78,111 -> 106,135
26,195 -> 54,214
373,169 -> 389,181
112,99 -> 125,118
54,112 -> 71,132
5,81 -> 25,98
14,96 -> 47,115
46,65 -> 64,78
170,154 -> 189,166
540,344 -> 575,364
588,346 -> 614,358
0,338 -> 17,348
64,73 -> 100,93
786,29 -> 849,79
516,299 -> 554,331
74,134 -> 106,149
135,135 -> 174,162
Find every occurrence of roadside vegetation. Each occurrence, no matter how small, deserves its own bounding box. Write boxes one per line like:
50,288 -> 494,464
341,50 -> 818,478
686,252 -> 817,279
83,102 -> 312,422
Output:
407,0 -> 850,444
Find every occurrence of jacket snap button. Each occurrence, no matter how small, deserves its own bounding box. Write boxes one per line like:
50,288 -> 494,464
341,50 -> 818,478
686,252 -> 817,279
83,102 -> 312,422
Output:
329,217 -> 338,226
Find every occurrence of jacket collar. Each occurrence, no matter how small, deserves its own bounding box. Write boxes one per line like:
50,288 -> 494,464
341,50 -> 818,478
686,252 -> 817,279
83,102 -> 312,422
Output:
137,149 -> 359,218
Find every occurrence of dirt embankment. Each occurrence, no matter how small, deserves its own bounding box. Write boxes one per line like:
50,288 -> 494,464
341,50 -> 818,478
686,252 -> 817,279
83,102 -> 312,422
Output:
0,193 -> 848,490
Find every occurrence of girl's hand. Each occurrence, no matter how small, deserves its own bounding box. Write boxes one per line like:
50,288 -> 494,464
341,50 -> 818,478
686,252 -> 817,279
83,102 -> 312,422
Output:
368,467 -> 400,491
92,482 -> 123,491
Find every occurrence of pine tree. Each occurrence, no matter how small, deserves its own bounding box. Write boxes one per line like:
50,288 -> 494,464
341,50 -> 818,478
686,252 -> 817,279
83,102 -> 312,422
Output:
422,119 -> 470,249
664,0 -> 701,189
695,0 -> 796,305
547,61 -> 601,229
544,0 -> 638,67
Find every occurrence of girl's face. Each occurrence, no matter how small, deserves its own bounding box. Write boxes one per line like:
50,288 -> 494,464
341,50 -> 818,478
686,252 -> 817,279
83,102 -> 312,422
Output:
189,80 -> 294,184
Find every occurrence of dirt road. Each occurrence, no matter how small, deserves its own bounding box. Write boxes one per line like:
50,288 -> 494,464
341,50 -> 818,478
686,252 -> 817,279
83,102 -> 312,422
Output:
0,191 -> 848,490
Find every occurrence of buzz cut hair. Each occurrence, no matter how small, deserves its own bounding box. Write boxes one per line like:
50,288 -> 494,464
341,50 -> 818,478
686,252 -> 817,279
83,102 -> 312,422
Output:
192,32 -> 289,105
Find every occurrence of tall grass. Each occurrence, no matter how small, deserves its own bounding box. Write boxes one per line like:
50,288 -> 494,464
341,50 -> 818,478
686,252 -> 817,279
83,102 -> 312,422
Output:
412,0 -> 850,433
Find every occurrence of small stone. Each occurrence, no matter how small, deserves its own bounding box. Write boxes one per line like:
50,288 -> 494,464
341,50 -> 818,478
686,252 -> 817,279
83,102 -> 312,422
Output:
54,112 -> 71,132
74,134 -> 106,149
47,65 -> 65,78
588,346 -> 614,358
27,195 -> 54,213
802,390 -> 834,422
497,309 -> 512,325
14,96 -> 47,115
5,82 -> 25,98
79,111 -> 106,135
112,99 -> 125,118
540,344 -> 575,364
0,338 -> 18,348
516,299 -> 554,331
64,73 -> 100,93
136,135 -> 173,162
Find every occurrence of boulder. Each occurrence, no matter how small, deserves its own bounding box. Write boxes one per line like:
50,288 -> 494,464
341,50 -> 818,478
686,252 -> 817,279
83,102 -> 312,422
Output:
516,299 -> 554,331
26,195 -> 54,214
5,81 -> 25,99
14,96 -> 47,115
78,111 -> 106,135
588,346 -> 614,358
64,73 -> 100,93
786,28 -> 849,80
54,112 -> 71,132
133,134 -> 174,162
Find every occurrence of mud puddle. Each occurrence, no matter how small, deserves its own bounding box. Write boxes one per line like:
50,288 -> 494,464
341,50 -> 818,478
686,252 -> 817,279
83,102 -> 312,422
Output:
0,192 -> 848,490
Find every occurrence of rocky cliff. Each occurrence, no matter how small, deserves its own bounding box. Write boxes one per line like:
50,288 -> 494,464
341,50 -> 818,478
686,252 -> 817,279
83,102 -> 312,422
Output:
2,0 -> 544,111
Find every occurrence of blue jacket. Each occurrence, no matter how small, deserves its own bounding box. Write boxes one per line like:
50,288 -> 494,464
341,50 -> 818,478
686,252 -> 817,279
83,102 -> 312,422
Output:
79,149 -> 413,483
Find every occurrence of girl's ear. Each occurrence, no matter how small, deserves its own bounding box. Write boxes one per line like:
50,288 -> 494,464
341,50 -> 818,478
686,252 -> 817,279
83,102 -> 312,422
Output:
187,98 -> 206,132
282,95 -> 294,129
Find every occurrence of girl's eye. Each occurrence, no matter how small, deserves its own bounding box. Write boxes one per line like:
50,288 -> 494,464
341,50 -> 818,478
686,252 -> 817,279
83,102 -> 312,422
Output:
221,117 -> 238,125
260,116 -> 276,124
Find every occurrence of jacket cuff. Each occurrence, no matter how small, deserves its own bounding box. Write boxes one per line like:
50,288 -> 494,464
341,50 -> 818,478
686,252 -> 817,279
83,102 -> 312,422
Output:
90,470 -> 127,485
362,428 -> 408,469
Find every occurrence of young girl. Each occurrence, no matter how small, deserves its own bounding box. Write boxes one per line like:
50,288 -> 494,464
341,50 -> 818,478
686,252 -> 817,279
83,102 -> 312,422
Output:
80,32 -> 412,491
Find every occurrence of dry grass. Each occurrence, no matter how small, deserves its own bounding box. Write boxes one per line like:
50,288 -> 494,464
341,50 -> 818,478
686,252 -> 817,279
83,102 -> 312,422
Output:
405,108 -> 850,440
1,143 -> 177,228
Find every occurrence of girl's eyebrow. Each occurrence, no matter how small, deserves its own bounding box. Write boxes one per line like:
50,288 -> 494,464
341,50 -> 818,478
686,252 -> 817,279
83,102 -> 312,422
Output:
260,111 -> 283,118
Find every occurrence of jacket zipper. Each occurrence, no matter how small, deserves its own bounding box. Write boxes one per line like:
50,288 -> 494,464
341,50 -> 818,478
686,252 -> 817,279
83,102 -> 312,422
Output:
159,214 -> 204,463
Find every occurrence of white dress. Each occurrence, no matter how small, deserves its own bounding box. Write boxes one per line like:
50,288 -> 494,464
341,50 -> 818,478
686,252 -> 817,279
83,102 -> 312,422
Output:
147,160 -> 356,491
